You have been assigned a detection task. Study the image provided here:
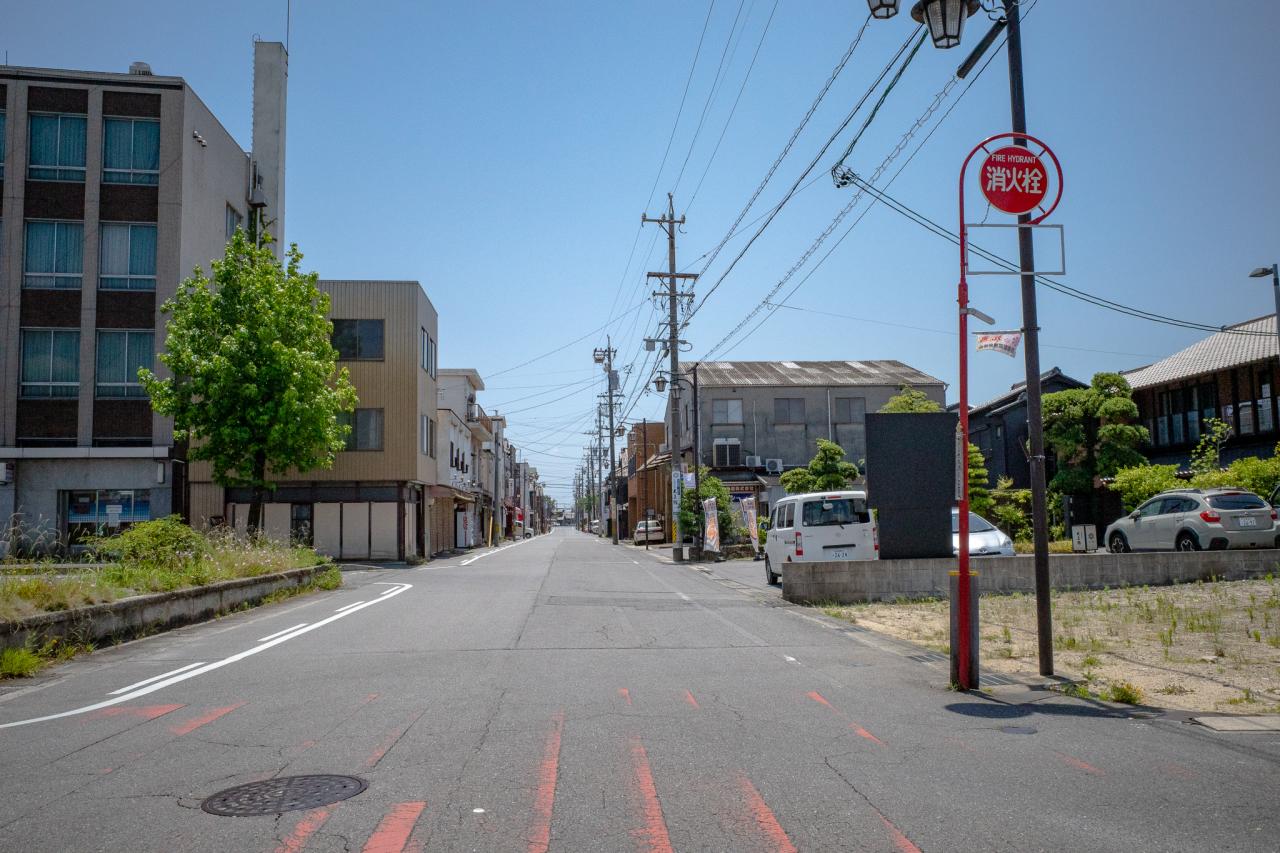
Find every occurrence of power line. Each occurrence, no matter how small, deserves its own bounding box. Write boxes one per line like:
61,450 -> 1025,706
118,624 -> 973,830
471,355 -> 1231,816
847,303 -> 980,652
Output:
487,300 -> 645,379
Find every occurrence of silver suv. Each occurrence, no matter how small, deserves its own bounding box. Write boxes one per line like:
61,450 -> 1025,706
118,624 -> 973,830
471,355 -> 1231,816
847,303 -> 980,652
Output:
1105,487 -> 1278,553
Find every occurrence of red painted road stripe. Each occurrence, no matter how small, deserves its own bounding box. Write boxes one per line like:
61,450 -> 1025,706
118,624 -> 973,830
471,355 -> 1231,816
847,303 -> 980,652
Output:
170,702 -> 246,736
628,736 -> 674,853
683,690 -> 700,710
619,688 -> 633,706
365,709 -> 428,770
739,775 -> 797,853
362,801 -> 427,853
1054,751 -> 1104,776
527,711 -> 565,853
807,692 -> 884,745
879,814 -> 923,853
275,806 -> 333,853
87,703 -> 185,722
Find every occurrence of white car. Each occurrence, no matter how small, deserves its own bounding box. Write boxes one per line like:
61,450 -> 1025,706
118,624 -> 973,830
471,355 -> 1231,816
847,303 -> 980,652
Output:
633,520 -> 665,543
763,490 -> 878,586
952,509 -> 1015,557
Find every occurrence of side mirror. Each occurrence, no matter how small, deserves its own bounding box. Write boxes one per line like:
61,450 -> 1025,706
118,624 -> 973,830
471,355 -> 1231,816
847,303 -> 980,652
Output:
1128,510 -> 1140,520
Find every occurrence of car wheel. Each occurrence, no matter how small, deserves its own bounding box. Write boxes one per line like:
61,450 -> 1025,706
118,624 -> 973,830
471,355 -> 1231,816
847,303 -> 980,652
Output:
1107,532 -> 1130,554
1175,531 -> 1200,552
764,556 -> 779,586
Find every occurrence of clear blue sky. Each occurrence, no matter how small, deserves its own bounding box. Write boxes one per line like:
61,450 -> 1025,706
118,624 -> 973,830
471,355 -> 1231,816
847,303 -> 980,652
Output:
10,1 -> 1278,502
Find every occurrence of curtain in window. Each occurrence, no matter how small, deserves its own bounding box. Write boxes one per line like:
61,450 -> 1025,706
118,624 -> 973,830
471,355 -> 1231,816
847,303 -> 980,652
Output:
100,224 -> 130,286
28,115 -> 59,168
130,225 -> 156,276
103,119 -> 132,171
25,221 -> 56,277
132,120 -> 159,172
55,222 -> 84,276
97,332 -> 127,385
59,116 -> 86,168
51,331 -> 79,388
21,332 -> 50,385
127,332 -> 154,394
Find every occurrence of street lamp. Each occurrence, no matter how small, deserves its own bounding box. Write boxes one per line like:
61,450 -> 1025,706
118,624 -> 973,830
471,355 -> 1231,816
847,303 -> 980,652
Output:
1250,263 -> 1280,348
867,0 -> 900,19
911,0 -> 980,49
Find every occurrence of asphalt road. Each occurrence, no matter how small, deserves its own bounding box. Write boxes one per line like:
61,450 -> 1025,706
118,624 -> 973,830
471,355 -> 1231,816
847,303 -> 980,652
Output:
1,528 -> 1278,852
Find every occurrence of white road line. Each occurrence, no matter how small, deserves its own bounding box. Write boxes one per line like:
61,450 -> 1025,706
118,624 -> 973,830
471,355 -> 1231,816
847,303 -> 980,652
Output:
631,560 -> 639,565
108,662 -> 205,696
0,582 -> 413,730
379,587 -> 397,595
335,601 -> 366,612
257,623 -> 308,643
461,537 -> 534,566
784,655 -> 798,663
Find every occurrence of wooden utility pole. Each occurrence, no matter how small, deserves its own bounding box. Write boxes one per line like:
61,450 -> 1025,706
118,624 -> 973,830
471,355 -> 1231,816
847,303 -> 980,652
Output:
642,193 -> 696,552
595,338 -> 620,544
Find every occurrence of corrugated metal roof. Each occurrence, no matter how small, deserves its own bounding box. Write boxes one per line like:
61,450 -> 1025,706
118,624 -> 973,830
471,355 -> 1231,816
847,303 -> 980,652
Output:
687,360 -> 943,388
1125,315 -> 1278,390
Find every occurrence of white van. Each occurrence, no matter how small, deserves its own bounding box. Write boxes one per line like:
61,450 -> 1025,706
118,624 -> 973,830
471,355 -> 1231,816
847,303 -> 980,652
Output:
763,490 -> 877,585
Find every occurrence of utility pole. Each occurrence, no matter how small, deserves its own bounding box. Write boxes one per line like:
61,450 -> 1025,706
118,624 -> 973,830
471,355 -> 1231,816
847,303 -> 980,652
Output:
595,338 -> 620,545
641,420 -> 649,551
1004,0 -> 1052,677
642,193 -> 695,551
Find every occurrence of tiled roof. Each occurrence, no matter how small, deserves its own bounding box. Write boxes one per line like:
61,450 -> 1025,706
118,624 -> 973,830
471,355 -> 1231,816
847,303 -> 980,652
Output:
686,360 -> 943,388
958,367 -> 1084,414
1124,315 -> 1278,390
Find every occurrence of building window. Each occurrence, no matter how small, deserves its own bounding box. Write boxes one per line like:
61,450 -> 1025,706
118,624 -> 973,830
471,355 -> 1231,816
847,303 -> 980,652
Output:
833,396 -> 866,424
711,398 -> 742,424
99,223 -> 157,290
225,205 -> 244,241
429,418 -> 437,458
331,319 -> 384,360
1258,371 -> 1274,434
774,397 -> 805,424
421,330 -> 437,376
0,111 -> 6,178
65,489 -> 150,541
713,438 -> 742,467
421,414 -> 431,455
28,113 -> 87,181
24,220 -> 84,289
21,328 -> 80,398
338,409 -> 384,451
96,330 -> 154,398
102,117 -> 160,185
1155,391 -> 1170,447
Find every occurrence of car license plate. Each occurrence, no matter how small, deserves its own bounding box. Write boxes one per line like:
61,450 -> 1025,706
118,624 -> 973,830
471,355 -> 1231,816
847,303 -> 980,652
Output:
1239,516 -> 1258,528
831,549 -> 850,559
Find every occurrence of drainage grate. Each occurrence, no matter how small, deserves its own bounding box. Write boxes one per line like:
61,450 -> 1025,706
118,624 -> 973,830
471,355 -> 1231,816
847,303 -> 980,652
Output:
906,652 -> 947,663
999,725 -> 1037,735
201,775 -> 368,817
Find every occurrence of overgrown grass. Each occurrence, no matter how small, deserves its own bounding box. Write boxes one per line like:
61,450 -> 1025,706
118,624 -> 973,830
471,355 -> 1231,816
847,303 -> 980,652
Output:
0,647 -> 42,678
1013,539 -> 1076,554
0,517 -> 326,622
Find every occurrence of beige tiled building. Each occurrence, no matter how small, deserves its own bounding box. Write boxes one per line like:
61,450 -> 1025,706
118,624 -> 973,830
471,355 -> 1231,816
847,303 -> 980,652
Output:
190,279 -> 441,561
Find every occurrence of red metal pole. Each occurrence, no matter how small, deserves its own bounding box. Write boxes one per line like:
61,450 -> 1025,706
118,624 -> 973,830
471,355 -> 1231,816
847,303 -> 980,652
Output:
957,157 -> 973,691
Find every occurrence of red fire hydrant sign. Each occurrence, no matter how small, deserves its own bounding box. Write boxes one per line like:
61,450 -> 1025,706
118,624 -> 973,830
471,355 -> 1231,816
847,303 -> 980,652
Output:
979,145 -> 1048,215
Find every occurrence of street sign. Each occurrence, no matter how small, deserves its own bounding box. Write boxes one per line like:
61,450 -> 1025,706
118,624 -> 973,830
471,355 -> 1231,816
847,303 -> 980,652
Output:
979,145 -> 1048,215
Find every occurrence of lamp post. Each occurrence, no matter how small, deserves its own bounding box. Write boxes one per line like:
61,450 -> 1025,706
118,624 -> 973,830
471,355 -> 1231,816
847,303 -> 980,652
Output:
1250,264 -> 1280,352
869,0 -> 1056,685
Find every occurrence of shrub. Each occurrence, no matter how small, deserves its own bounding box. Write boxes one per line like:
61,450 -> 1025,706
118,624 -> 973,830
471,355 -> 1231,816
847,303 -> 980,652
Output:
0,647 -> 43,678
92,516 -> 207,573
1103,681 -> 1144,705
1109,465 -> 1181,511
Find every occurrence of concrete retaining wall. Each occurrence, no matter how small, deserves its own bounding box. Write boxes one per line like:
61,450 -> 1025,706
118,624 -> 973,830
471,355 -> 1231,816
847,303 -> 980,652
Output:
1,564 -> 328,651
782,549 -> 1280,605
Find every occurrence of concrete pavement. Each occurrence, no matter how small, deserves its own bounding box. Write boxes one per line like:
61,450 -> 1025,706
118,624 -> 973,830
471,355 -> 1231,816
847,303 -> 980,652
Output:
1,528 -> 1278,851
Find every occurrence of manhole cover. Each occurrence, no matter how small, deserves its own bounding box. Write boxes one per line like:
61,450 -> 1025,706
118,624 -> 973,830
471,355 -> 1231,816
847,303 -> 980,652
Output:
999,725 -> 1037,735
201,775 -> 367,816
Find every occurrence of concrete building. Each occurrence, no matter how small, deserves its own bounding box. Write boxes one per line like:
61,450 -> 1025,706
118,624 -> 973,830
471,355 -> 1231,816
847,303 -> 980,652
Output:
434,368 -> 485,552
1126,314 -> 1279,468
673,360 -> 946,513
190,279 -> 440,561
0,47 -> 286,551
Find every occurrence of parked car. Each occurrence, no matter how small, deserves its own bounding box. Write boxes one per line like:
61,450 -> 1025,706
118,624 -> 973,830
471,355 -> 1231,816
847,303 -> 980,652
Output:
763,491 -> 878,586
952,509 -> 1015,557
1105,487 -> 1278,553
633,519 -> 665,543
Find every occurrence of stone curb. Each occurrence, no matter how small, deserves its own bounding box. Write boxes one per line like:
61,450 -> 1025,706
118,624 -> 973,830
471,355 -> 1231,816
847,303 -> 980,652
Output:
0,564 -> 330,651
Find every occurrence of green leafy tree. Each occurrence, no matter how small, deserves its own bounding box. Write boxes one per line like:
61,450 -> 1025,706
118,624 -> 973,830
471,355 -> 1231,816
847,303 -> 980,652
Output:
677,468 -> 739,545
780,438 -> 860,494
1190,418 -> 1233,474
1043,372 -> 1149,515
879,386 -> 943,413
141,232 -> 357,533
967,443 -> 993,518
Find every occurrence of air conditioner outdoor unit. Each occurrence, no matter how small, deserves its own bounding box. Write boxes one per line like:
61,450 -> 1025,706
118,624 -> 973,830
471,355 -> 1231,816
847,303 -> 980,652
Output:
745,455 -> 762,468
764,458 -> 784,474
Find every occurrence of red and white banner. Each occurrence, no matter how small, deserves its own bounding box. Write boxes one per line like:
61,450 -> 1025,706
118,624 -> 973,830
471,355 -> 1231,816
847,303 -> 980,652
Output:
702,498 -> 720,553
976,332 -> 1022,357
